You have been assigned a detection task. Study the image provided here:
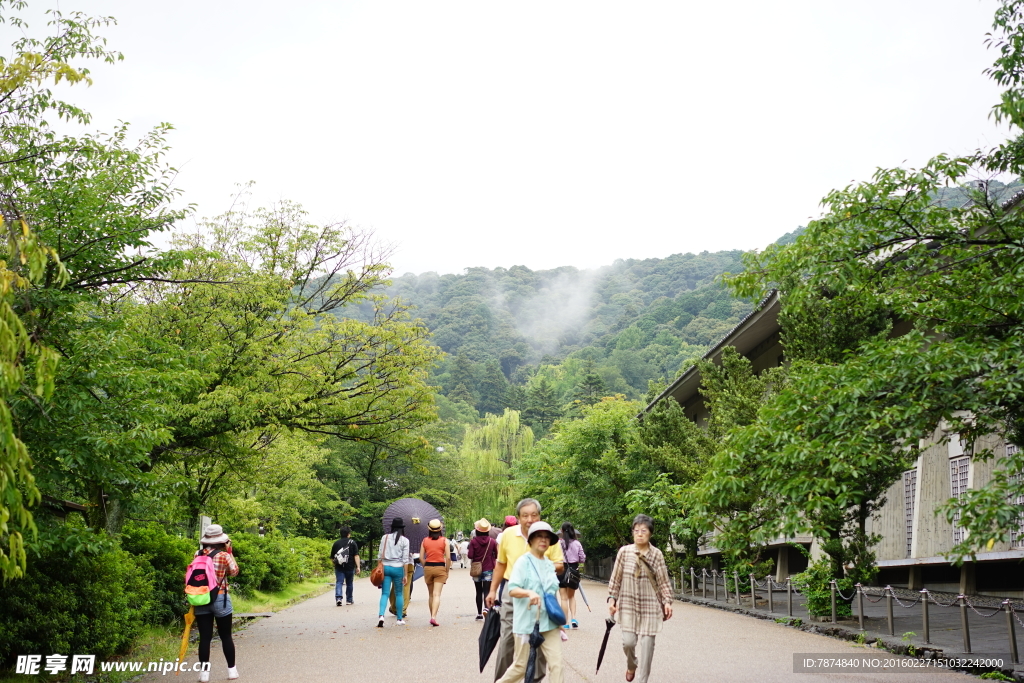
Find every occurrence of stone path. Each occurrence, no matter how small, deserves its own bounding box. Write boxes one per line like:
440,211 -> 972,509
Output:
149,566 -> 975,683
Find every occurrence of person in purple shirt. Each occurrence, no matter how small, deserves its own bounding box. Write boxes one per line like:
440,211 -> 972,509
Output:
557,522 -> 586,629
467,518 -> 498,619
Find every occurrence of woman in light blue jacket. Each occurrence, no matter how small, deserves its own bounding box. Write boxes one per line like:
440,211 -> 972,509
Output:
378,518 -> 410,627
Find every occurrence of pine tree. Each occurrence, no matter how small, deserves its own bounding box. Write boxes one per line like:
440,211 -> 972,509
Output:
505,384 -> 527,413
477,360 -> 509,416
448,383 -> 476,407
572,361 -> 607,407
447,352 -> 478,404
525,378 -> 562,432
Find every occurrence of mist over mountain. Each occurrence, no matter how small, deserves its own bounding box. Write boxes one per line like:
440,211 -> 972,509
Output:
341,248 -> 751,420
345,178 -> 1024,422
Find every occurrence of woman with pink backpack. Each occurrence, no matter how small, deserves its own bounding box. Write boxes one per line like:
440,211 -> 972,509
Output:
192,524 -> 240,681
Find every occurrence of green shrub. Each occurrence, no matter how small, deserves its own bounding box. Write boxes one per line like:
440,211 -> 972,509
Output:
120,522 -> 196,624
0,532 -> 154,665
229,534 -> 330,596
791,557 -> 853,617
225,534 -> 269,597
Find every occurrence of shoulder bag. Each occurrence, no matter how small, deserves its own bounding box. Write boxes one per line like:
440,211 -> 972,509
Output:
371,533 -> 390,588
636,552 -> 667,620
528,556 -> 567,626
470,537 -> 493,578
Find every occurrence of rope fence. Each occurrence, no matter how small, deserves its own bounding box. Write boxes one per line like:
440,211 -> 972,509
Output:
679,565 -> 1024,663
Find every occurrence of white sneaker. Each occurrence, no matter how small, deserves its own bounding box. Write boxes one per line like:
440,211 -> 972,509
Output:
227,667 -> 239,680
198,671 -> 210,683
396,619 -> 407,625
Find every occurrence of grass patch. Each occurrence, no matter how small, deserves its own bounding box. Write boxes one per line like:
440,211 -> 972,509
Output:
0,625 -> 182,683
231,577 -> 333,614
0,578 -> 332,683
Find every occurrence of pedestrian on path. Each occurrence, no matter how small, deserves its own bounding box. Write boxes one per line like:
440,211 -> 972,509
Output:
387,553 -> 415,619
459,537 -> 470,568
378,518 -> 410,627
495,521 -> 565,683
193,524 -> 240,682
607,514 -> 674,683
557,522 -> 585,630
330,526 -> 360,606
419,518 -> 451,626
468,518 -> 498,620
486,498 -> 565,682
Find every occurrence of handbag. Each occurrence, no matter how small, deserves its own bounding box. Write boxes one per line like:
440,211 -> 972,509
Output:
558,540 -> 581,588
470,537 -> 493,578
371,533 -> 390,588
528,556 -> 567,626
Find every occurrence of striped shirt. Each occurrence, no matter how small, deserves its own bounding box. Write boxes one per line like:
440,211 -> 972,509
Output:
607,544 -> 673,636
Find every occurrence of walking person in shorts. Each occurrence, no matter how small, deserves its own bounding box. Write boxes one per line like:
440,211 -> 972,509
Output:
193,524 -> 240,682
419,518 -> 451,626
467,518 -> 498,620
557,522 -> 585,630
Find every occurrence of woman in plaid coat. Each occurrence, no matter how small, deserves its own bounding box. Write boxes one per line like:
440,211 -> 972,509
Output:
607,514 -> 674,683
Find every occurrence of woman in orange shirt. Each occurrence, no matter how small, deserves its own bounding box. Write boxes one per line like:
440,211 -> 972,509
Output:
420,518 -> 451,626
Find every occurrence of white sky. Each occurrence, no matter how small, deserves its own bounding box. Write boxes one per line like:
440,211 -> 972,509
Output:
19,1 -> 1013,274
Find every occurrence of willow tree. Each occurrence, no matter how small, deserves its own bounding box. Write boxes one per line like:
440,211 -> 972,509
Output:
455,409 -> 534,528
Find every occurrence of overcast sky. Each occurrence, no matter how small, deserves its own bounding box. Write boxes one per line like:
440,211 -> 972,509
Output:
19,1 -> 1012,274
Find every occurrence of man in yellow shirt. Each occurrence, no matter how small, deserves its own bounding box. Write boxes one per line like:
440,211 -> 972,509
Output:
486,498 -> 564,682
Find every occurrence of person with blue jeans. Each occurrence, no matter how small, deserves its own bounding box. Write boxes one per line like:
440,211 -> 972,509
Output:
330,527 -> 360,606
377,518 -> 410,627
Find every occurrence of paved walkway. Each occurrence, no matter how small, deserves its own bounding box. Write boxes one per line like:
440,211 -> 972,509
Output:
679,579 -> 1024,670
151,566 -> 975,683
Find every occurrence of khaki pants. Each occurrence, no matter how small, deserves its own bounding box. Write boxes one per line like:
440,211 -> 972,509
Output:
622,631 -> 656,683
388,563 -> 413,617
495,628 -> 563,683
494,598 -> 549,682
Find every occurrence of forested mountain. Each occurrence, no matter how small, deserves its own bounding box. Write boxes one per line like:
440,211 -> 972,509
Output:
345,250 -> 754,423
354,177 -> 1024,425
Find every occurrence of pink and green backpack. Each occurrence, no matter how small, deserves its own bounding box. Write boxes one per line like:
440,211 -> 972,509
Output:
184,550 -> 224,607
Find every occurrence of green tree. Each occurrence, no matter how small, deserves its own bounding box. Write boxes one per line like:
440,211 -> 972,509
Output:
55,203 -> 441,534
524,377 -> 562,433
712,1 -> 1024,566
568,360 -> 607,414
477,360 -> 508,416
516,398 -> 659,553
454,409 -> 534,529
505,384 -> 527,413
448,352 -> 478,403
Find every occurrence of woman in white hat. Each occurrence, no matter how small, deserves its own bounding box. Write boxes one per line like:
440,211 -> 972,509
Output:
194,524 -> 240,682
467,518 -> 498,620
419,518 -> 450,626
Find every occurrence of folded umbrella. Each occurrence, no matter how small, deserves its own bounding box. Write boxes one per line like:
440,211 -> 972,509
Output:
595,618 -> 615,675
576,582 -> 592,612
175,607 -> 195,676
524,609 -> 545,683
478,596 -> 503,672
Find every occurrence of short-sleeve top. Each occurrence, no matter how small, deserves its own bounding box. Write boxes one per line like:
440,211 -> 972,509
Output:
508,553 -> 561,634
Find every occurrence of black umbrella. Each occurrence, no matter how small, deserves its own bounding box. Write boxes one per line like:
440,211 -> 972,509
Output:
596,618 -> 616,674
478,594 -> 503,672
382,497 -> 442,555
523,610 -> 546,683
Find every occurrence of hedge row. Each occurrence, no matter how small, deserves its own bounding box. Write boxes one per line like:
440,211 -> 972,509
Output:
0,523 -> 333,665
